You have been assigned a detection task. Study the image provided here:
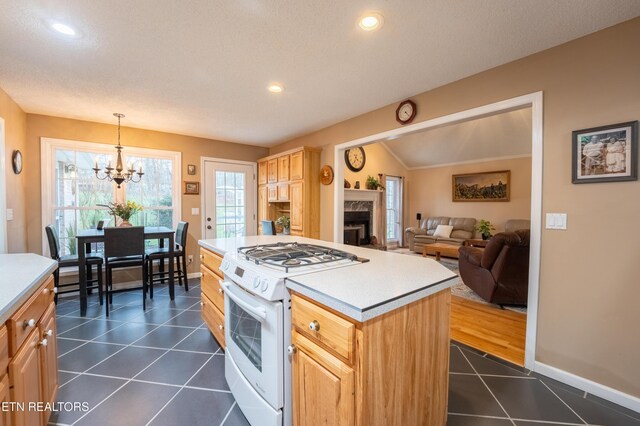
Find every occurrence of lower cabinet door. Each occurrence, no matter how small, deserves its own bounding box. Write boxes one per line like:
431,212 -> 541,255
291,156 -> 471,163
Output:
0,374 -> 11,426
8,329 -> 42,426
39,302 -> 58,419
292,332 -> 354,426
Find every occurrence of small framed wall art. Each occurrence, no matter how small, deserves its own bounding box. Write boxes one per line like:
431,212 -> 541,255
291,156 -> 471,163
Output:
571,121 -> 638,183
452,170 -> 510,202
187,164 -> 196,175
184,181 -> 200,195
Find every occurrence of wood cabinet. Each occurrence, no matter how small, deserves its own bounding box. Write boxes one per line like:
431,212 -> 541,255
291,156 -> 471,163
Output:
290,291 -> 451,426
5,275 -> 58,426
258,161 -> 268,185
0,374 -> 10,426
257,147 -> 320,237
200,248 -> 226,349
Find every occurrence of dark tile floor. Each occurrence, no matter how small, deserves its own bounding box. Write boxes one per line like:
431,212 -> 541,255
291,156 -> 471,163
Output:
51,279 -> 640,426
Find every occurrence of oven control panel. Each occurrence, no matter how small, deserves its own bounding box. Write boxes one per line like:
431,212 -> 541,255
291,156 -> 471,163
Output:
220,257 -> 284,301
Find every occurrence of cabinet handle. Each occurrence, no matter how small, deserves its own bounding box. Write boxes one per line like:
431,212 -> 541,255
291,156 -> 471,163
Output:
43,288 -> 49,295
309,320 -> 320,332
45,329 -> 53,337
38,338 -> 48,347
23,319 -> 36,329
218,288 -> 223,294
287,345 -> 297,355
200,255 -> 204,260
53,287 -> 58,294
218,324 -> 224,331
200,301 -> 204,307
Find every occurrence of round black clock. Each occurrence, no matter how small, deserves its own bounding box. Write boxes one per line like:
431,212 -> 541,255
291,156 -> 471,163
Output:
345,147 -> 366,172
12,150 -> 23,175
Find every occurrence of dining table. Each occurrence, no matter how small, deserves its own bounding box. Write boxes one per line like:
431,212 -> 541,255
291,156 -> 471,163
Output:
76,226 -> 175,316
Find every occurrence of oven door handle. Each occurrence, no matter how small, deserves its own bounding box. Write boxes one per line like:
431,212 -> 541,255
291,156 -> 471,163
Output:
221,281 -> 267,322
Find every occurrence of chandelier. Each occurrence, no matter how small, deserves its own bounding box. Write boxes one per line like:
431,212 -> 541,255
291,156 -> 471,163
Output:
93,113 -> 144,188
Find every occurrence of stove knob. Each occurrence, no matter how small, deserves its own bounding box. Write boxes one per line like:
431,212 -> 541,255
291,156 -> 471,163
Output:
252,277 -> 260,288
260,279 -> 269,292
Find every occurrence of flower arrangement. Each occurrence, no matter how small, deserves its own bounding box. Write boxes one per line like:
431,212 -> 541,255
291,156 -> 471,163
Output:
365,175 -> 385,190
106,201 -> 143,226
276,215 -> 291,234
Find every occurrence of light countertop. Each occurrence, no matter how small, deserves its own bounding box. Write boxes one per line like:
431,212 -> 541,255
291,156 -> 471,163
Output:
0,254 -> 57,324
199,236 -> 457,322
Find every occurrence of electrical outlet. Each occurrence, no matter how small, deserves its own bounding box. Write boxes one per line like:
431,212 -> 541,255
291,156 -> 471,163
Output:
188,255 -> 193,264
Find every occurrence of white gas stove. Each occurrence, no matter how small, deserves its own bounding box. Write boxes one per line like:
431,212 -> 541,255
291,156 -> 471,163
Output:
219,241 -> 364,426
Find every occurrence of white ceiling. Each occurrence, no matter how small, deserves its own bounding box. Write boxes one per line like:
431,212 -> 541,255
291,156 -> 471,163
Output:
0,1 -> 638,146
382,108 -> 532,169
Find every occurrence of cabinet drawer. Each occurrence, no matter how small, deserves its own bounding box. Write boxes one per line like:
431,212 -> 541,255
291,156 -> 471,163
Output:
202,294 -> 225,349
200,248 -> 223,277
201,266 -> 225,314
7,275 -> 55,356
0,326 -> 7,375
291,295 -> 355,362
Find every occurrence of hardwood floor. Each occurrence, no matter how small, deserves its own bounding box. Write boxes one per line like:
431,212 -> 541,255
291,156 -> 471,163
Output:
450,295 -> 527,366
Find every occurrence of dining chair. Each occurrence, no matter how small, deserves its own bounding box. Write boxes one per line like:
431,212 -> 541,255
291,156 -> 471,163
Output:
103,226 -> 146,316
145,221 -> 189,296
261,220 -> 276,235
45,225 -> 104,306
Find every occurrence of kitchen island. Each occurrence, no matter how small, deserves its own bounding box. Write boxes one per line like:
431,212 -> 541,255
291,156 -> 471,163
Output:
199,236 -> 456,426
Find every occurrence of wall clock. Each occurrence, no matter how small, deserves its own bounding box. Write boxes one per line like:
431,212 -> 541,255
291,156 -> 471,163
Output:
320,165 -> 334,185
12,150 -> 23,175
396,99 -> 417,125
345,147 -> 366,172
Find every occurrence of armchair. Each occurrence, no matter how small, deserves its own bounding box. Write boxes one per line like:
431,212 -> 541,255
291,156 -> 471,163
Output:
458,229 -> 530,306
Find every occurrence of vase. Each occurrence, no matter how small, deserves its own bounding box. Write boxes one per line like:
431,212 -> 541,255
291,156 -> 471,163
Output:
119,219 -> 132,227
482,233 -> 490,240
283,227 -> 290,235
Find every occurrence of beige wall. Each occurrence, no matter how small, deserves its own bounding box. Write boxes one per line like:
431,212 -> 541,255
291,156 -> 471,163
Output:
270,18 -> 640,398
409,157 -> 532,234
343,143 -> 407,186
0,87 -> 28,252
25,114 -> 269,273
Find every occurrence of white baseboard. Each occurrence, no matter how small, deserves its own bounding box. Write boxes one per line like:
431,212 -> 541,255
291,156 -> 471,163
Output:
534,361 -> 640,413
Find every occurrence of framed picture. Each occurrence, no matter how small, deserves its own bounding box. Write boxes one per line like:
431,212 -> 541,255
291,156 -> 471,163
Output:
572,121 -> 638,183
452,170 -> 510,202
184,181 -> 200,195
187,164 -> 196,175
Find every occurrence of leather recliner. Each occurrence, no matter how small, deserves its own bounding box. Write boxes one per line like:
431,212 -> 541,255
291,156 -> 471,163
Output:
458,229 -> 530,306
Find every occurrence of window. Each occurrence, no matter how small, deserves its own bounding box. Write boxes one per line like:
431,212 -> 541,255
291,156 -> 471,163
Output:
215,170 -> 246,238
41,138 -> 181,256
386,176 -> 403,244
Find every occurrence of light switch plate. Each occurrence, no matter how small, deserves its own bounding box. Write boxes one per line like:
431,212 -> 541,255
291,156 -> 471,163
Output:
6,209 -> 13,221
191,208 -> 200,216
546,213 -> 567,230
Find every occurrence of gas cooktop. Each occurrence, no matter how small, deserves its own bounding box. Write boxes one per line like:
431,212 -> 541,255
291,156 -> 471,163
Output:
237,242 -> 364,272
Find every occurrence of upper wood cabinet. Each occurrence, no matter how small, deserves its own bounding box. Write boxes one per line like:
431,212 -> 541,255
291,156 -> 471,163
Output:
258,161 -> 268,185
267,159 -> 278,183
277,155 -> 290,182
290,151 -> 304,181
257,147 -> 321,238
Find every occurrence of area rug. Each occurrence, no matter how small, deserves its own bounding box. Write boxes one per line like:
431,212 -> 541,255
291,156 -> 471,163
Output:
389,248 -> 527,314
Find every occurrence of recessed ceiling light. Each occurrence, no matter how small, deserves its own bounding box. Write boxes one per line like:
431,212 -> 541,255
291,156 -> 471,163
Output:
358,12 -> 383,31
268,83 -> 284,93
51,22 -> 76,36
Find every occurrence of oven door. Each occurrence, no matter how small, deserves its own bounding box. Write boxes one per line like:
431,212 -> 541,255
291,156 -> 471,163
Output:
222,279 -> 284,410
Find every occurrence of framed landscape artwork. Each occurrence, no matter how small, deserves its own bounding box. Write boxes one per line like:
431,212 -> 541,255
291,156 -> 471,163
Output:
571,121 -> 638,184
184,181 -> 200,195
452,170 -> 510,202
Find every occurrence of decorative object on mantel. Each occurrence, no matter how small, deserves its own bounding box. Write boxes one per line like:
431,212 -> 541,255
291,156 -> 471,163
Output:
187,164 -> 196,175
103,201 -> 143,227
184,181 -> 200,195
476,219 -> 495,240
416,212 -> 422,227
354,181 -> 360,189
571,121 -> 637,184
395,99 -> 417,125
345,146 -> 366,172
344,179 -> 351,188
365,175 -> 385,190
452,170 -> 510,202
93,113 -> 144,188
11,150 -> 23,174
276,215 -> 290,235
320,165 -> 334,185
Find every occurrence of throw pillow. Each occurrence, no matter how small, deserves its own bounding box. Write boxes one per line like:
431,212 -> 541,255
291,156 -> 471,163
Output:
433,224 -> 454,238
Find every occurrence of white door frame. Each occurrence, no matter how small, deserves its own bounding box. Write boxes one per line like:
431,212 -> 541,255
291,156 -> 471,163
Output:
0,118 -> 7,253
334,92 -> 543,370
200,157 -> 258,240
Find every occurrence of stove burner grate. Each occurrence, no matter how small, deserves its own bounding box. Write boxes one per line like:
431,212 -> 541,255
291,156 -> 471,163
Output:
237,242 -> 359,272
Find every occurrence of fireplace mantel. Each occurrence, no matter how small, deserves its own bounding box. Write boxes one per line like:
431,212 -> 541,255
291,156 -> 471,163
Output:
344,189 -> 385,246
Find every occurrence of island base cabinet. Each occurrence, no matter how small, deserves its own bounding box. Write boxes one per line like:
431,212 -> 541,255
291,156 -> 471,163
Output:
8,329 -> 42,426
39,303 -> 58,410
0,375 -> 10,426
291,332 -> 354,426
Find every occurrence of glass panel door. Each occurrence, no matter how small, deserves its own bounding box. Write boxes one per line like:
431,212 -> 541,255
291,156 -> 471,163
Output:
203,161 -> 257,239
386,176 -> 403,244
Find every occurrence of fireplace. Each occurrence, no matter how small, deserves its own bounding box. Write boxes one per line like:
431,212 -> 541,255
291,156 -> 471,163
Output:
343,211 -> 371,246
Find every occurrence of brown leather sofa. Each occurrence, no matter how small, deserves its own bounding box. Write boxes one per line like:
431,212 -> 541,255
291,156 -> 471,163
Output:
458,229 -> 530,306
405,216 -> 476,254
